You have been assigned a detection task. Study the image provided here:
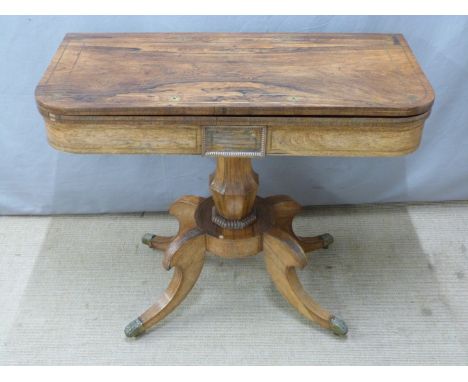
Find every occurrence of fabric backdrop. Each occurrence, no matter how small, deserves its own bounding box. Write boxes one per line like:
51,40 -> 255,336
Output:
0,16 -> 467,214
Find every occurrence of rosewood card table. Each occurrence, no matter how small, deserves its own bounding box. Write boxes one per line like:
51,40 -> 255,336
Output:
36,33 -> 434,338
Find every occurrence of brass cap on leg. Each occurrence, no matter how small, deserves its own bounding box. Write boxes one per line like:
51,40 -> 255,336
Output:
124,318 -> 145,338
319,233 -> 334,249
141,233 -> 155,246
329,315 -> 348,336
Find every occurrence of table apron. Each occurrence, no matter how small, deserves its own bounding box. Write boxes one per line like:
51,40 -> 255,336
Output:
40,112 -> 429,157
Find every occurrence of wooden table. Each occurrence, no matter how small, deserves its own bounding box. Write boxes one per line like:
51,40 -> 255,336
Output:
36,33 -> 434,338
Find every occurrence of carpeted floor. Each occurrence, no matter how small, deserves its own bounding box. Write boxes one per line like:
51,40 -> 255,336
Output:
1,202 -> 467,365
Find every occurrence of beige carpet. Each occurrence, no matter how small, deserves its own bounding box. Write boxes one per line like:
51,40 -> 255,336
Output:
1,202 -> 468,365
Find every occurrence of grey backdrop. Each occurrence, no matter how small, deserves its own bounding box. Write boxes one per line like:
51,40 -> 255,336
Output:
1,16 -> 467,214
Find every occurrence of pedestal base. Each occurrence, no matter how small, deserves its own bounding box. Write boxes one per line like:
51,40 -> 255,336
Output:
125,194 -> 348,338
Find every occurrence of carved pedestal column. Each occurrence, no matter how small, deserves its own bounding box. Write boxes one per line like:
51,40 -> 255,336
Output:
209,157 -> 259,226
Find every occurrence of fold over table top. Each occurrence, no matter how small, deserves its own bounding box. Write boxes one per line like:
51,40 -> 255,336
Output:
35,33 -> 434,157
36,33 -> 434,118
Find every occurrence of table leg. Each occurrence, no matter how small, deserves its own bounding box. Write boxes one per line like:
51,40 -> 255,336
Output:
296,233 -> 334,252
141,234 -> 173,251
264,195 -> 335,252
264,228 -> 348,336
126,195 -> 206,337
125,230 -> 206,337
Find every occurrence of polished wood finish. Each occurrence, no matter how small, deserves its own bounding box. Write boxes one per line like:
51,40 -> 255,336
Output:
127,159 -> 347,337
139,233 -> 205,333
36,33 -> 434,338
210,158 -> 258,220
197,196 -> 272,257
39,112 -> 429,157
125,196 -> 206,337
36,33 -> 433,157
36,33 -> 433,117
264,228 -> 332,330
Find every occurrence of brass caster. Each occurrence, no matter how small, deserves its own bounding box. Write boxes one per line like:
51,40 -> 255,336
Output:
319,233 -> 334,249
124,318 -> 145,338
141,233 -> 155,246
329,315 -> 348,336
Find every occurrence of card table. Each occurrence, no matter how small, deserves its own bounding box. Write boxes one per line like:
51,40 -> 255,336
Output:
36,33 -> 434,337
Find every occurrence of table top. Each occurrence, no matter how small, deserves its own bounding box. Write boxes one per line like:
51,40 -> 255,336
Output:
36,33 -> 434,118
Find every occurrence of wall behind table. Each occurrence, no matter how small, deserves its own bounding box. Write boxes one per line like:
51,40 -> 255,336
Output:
0,16 -> 466,214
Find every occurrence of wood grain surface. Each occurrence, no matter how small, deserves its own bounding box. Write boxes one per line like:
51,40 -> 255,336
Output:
41,111 -> 429,157
35,33 -> 435,337
137,179 -> 342,335
36,33 -> 434,117
210,157 -> 259,220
